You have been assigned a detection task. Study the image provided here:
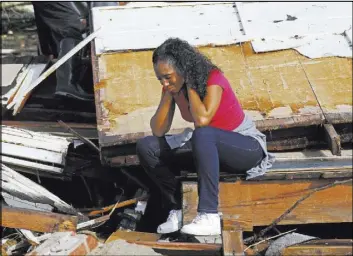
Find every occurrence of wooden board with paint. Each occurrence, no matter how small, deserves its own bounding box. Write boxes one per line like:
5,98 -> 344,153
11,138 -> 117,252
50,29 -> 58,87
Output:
90,2 -> 352,149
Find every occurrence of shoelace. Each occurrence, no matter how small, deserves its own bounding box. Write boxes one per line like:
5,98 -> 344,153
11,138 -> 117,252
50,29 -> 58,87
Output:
192,212 -> 207,224
167,210 -> 179,221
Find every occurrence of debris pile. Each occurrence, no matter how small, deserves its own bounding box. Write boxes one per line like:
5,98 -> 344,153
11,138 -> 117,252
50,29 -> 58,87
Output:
1,125 -> 352,256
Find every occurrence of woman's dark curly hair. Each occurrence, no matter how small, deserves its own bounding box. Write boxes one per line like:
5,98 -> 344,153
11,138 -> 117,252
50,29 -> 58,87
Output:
152,38 -> 221,99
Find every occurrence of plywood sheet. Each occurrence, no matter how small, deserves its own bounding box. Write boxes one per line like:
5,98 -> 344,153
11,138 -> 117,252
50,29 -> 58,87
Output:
300,57 -> 352,123
95,43 -> 330,141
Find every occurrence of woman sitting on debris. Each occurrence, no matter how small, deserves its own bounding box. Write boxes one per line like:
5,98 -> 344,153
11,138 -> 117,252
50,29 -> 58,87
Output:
136,38 -> 275,236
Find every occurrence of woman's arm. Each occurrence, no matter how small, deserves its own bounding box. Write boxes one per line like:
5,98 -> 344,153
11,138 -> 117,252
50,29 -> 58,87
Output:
150,90 -> 176,137
187,85 -> 222,127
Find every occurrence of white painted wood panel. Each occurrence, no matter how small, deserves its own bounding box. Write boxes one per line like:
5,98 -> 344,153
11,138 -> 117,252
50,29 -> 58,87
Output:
251,34 -> 352,58
2,134 -> 69,154
1,156 -> 64,174
1,164 -> 77,215
91,2 -> 352,59
1,64 -> 30,105
236,2 -> 352,58
2,143 -> 65,165
92,3 -> 244,54
2,192 -> 53,212
1,64 -> 23,87
2,126 -> 71,146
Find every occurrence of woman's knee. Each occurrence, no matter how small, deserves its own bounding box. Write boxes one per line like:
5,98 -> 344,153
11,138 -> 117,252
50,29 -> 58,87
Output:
136,136 -> 157,157
192,126 -> 216,146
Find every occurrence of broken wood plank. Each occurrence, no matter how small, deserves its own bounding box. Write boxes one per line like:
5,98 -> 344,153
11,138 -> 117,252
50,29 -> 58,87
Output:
1,205 -> 77,233
26,232 -> 99,256
106,230 -> 161,244
324,123 -> 341,156
281,239 -> 353,256
2,125 -> 71,148
87,194 -> 149,216
1,121 -> 98,139
58,120 -> 99,153
129,240 -> 222,252
19,229 -> 40,246
2,62 -> 31,106
76,215 -> 110,230
182,179 -> 352,231
2,133 -> 69,153
2,143 -> 66,165
222,229 -> 244,256
1,155 -> 64,174
10,28 -> 102,115
7,63 -> 47,114
1,164 -> 77,215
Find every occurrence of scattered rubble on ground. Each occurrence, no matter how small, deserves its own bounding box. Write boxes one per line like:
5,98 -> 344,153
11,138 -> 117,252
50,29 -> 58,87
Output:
89,239 -> 162,256
1,2 -> 352,256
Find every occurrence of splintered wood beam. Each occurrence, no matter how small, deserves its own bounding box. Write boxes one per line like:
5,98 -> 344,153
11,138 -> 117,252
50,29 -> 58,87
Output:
182,180 -> 352,231
1,205 -> 77,233
129,241 -> 222,253
87,195 -> 149,217
323,124 -> 341,156
222,228 -> 244,256
281,239 -> 353,256
106,231 -> 161,244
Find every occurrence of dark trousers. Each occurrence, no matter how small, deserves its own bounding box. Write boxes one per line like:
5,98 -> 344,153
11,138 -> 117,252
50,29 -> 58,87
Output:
136,126 -> 264,213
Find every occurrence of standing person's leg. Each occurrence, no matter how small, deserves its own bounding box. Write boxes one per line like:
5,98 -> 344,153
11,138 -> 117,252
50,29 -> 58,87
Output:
136,135 -> 192,233
181,126 -> 264,235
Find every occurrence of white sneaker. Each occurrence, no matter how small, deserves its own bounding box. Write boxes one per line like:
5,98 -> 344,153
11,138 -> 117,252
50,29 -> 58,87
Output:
157,209 -> 182,234
180,212 -> 221,236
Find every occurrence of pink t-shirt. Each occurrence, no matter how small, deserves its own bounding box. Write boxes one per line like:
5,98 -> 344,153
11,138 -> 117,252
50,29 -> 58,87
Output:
168,69 -> 245,131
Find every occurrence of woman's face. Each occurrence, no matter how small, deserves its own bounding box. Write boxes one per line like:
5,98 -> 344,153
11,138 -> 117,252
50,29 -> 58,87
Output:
154,60 -> 185,94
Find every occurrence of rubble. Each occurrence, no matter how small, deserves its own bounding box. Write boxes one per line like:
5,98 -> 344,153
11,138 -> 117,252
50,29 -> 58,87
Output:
88,239 -> 162,256
1,2 -> 352,256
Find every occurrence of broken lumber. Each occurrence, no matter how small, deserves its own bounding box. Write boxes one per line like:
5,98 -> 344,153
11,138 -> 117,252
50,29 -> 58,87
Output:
244,179 -> 352,244
182,179 -> 352,231
26,232 -> 99,256
323,123 -> 341,156
106,230 -> 161,244
222,228 -> 244,256
1,164 -> 77,215
281,239 -> 353,256
87,194 -> 149,217
2,206 -> 77,233
130,241 -> 222,254
1,126 -> 71,175
9,28 -> 101,115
